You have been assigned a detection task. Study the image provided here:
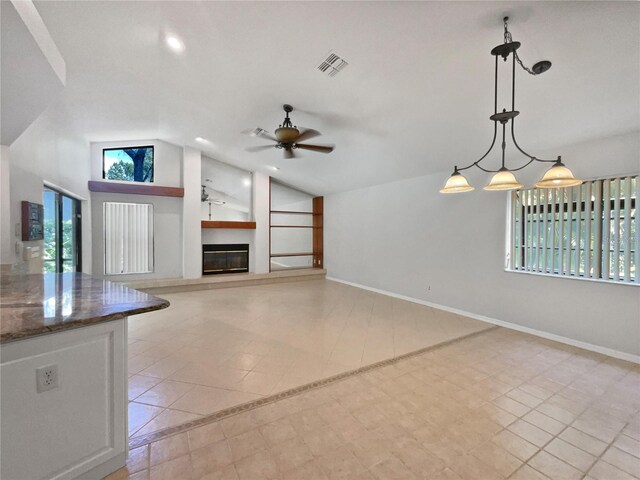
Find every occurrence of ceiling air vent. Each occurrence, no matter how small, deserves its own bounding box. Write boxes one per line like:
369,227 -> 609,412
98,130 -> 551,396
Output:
317,51 -> 349,77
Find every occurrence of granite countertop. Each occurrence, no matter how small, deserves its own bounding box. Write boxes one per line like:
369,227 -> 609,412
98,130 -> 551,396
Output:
0,273 -> 169,343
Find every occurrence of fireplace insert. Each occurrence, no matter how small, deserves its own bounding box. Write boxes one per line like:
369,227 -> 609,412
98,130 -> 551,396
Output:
202,244 -> 249,275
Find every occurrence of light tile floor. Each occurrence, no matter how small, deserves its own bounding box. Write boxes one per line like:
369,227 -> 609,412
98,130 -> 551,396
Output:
110,326 -> 640,480
127,280 -> 491,437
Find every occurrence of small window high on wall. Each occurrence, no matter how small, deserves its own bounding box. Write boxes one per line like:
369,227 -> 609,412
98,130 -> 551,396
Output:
103,146 -> 154,183
104,202 -> 154,275
508,175 -> 638,284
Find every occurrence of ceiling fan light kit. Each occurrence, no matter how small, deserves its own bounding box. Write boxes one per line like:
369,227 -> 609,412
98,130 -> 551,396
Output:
440,17 -> 582,194
245,104 -> 334,159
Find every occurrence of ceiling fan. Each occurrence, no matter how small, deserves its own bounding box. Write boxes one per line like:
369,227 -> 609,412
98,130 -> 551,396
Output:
244,104 -> 334,159
201,184 -> 225,205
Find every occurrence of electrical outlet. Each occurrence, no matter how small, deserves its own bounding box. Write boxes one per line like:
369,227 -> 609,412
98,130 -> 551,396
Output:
36,364 -> 59,393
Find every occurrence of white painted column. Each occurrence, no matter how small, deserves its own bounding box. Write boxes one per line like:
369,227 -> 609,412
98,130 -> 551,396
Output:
0,145 -> 13,268
253,172 -> 270,273
182,147 -> 202,279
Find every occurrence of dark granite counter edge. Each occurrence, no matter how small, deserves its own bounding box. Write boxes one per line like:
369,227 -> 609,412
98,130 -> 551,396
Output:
0,300 -> 169,344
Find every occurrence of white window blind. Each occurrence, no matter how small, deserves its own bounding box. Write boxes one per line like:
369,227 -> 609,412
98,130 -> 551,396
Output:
104,202 -> 154,275
509,175 -> 638,284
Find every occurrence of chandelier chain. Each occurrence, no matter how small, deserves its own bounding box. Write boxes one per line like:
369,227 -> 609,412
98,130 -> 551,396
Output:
504,18 -> 538,76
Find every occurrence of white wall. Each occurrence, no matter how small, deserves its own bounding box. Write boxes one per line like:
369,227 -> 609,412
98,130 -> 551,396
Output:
253,172 -> 270,273
1,0 -> 65,145
7,107 -> 91,273
183,147 -> 201,279
201,156 -> 251,221
91,192 -> 183,280
325,131 -> 640,357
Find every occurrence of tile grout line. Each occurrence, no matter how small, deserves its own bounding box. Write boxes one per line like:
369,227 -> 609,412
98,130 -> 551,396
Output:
466,342 -> 621,479
129,325 -> 498,449
504,380 -> 634,479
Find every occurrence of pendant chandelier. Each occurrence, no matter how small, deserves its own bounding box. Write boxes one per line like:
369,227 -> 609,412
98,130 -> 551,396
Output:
440,17 -> 582,194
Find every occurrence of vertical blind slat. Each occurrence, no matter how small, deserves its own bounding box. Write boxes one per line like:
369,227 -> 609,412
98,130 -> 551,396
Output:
566,186 -> 574,276
528,189 -> 533,271
585,181 -> 592,278
634,176 -> 639,283
542,189 -> 548,273
515,192 -> 521,270
536,189 -> 541,272
623,177 -> 632,282
613,178 -> 621,281
559,188 -> 565,275
510,191 -> 517,270
602,180 -> 611,280
550,189 -> 556,274
576,184 -> 583,276
593,181 -> 603,279
523,190 -> 529,271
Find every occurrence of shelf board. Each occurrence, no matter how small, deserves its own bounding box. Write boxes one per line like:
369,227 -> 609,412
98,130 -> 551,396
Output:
270,210 -> 313,215
88,181 -> 184,197
270,225 -> 314,228
270,252 -> 313,257
202,221 -> 256,229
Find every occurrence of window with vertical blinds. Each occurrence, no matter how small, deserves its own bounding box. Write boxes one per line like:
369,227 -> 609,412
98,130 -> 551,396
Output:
509,175 -> 638,284
104,202 -> 154,275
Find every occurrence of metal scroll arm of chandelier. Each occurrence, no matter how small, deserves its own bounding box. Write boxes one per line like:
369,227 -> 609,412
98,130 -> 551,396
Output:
440,17 -> 582,193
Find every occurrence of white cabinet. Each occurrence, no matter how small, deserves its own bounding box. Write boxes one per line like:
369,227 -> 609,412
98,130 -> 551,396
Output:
1,319 -> 127,480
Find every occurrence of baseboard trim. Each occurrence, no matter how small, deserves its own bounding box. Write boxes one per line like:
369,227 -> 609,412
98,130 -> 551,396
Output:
326,276 -> 640,365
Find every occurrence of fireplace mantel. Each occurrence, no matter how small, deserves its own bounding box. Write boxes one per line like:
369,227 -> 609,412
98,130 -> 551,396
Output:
201,221 -> 256,229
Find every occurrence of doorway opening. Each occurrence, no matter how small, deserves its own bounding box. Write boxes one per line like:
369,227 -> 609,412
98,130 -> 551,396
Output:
43,187 -> 82,273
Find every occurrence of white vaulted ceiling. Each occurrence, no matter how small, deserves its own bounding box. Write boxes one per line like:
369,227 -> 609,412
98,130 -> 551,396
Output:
31,1 -> 640,194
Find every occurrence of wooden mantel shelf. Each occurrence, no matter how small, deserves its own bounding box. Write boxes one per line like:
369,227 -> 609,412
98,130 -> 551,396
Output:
202,221 -> 256,229
88,181 -> 184,197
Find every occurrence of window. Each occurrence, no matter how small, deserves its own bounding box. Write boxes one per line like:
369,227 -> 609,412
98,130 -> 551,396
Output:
103,146 -> 154,183
104,202 -> 154,275
43,187 -> 81,273
509,175 -> 638,284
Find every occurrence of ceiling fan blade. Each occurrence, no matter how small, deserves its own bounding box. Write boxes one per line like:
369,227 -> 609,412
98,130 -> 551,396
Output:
283,148 -> 295,159
246,144 -> 276,153
241,127 -> 277,142
295,143 -> 334,154
293,128 -> 321,143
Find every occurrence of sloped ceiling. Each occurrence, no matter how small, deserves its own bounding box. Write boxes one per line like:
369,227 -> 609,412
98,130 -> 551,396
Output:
31,1 -> 640,194
1,1 -> 65,145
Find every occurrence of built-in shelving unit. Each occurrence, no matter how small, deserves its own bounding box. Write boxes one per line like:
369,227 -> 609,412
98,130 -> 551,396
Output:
269,178 -> 323,272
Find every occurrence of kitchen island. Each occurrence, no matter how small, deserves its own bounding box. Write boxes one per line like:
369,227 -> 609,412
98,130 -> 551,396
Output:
0,273 -> 169,480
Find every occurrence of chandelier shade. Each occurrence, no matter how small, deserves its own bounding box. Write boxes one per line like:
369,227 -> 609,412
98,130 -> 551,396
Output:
535,161 -> 583,188
440,170 -> 474,193
440,17 -> 582,194
483,168 -> 524,191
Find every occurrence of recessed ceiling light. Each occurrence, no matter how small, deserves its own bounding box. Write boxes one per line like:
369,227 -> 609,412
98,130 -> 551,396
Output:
165,35 -> 185,53
243,178 -> 251,187
195,137 -> 208,143
269,166 -> 280,171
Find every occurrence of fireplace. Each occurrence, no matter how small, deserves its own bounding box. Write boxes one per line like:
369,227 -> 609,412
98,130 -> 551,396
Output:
202,244 -> 249,275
